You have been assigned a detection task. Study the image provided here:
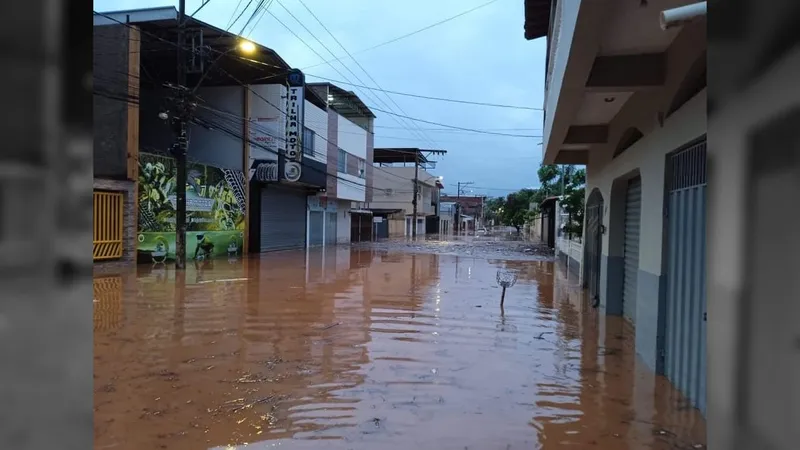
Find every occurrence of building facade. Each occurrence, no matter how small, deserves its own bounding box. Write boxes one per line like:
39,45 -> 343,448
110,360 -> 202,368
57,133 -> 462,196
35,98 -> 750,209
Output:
308,82 -> 376,244
94,7 -> 348,265
440,195 -> 485,233
369,148 -> 442,238
439,202 -> 456,236
525,0 -> 707,415
92,21 -> 141,266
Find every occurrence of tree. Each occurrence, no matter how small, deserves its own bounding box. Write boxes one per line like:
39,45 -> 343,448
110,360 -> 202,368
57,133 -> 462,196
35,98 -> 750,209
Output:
500,188 -> 536,233
483,197 -> 505,224
536,164 -> 586,238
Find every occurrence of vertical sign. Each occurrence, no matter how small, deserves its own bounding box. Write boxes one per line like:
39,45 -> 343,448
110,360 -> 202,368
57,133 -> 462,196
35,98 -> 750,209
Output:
285,69 -> 305,182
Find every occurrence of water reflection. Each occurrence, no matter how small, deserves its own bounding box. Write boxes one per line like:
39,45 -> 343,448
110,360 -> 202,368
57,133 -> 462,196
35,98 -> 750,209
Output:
94,248 -> 705,449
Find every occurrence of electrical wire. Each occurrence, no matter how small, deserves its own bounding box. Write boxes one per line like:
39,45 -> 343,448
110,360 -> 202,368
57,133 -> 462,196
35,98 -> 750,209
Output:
237,0 -> 267,36
300,0 -> 505,71
94,11 -> 452,187
365,104 -> 543,138
93,81 -> 423,194
375,125 -> 542,132
245,0 -> 274,37
305,74 -> 543,111
227,0 -> 255,31
267,2 -> 439,150
189,0 -> 212,18
293,0 -> 444,149
95,13 -> 541,123
225,0 -> 246,29
194,92 -> 427,186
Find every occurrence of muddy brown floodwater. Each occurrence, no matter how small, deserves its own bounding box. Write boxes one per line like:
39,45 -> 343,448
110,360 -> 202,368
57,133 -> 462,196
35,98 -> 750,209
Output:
94,245 -> 706,449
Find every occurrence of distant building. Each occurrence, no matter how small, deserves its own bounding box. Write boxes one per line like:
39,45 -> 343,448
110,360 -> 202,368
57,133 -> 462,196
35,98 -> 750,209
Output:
440,195 -> 485,232
369,148 -> 444,238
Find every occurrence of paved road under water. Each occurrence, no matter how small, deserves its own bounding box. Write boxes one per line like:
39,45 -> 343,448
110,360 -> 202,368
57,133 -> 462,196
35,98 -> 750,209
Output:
94,245 -> 706,449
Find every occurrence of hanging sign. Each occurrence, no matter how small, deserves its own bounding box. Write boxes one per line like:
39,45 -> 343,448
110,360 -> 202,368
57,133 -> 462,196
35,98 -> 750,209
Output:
284,69 -> 305,182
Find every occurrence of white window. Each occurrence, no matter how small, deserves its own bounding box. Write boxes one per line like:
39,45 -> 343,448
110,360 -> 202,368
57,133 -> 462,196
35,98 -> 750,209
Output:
302,127 -> 315,156
358,159 -> 366,178
337,149 -> 347,173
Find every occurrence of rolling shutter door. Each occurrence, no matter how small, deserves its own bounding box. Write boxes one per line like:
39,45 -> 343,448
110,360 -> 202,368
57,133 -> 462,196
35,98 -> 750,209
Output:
309,211 -> 324,247
623,176 -> 642,323
325,212 -> 337,244
259,186 -> 307,252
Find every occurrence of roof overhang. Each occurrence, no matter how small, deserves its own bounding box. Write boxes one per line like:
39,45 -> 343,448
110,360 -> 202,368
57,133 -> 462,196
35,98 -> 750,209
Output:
540,0 -> 706,165
308,82 -> 375,119
373,148 -> 431,164
524,0 -> 553,40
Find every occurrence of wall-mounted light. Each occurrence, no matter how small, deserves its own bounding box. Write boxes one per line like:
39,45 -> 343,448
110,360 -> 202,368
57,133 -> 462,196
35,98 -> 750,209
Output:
604,97 -> 615,103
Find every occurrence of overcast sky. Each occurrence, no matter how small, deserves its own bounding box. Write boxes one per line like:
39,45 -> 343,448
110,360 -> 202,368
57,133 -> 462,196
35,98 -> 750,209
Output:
94,0 -> 547,197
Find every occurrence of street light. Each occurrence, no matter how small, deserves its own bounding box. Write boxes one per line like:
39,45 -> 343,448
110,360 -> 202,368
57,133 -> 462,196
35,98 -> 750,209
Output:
192,39 -> 257,93
237,40 -> 256,54
174,37 -> 259,270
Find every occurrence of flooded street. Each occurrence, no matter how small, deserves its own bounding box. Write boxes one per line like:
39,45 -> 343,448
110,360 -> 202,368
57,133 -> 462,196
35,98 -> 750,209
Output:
94,240 -> 706,449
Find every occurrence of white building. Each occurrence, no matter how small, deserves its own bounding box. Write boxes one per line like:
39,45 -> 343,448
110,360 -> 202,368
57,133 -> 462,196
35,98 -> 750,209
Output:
525,0 -> 707,415
307,83 -> 376,244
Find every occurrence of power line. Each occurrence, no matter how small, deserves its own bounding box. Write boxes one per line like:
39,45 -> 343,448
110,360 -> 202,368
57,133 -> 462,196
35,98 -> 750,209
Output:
204,66 -> 429,186
189,0 -> 212,18
366,105 -> 543,138
94,84 -> 433,195
225,0 -> 246,29
95,11 -> 449,187
293,0 -> 443,149
268,1 -> 438,149
245,0 -> 274,37
237,0 -> 269,36
95,12 -> 541,142
227,0 -> 255,31
374,125 -> 542,132
300,0 -> 505,71
305,74 -> 542,110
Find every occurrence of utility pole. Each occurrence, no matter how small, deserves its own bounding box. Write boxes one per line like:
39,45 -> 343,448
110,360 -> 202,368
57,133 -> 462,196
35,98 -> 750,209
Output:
455,181 -> 474,234
411,151 -> 419,240
173,0 -> 190,269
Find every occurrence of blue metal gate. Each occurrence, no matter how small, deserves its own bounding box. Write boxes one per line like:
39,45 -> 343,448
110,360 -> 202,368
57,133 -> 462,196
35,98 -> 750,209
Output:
664,137 -> 707,415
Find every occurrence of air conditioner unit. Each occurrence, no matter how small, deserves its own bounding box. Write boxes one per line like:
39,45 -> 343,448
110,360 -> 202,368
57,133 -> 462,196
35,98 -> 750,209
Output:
385,188 -> 394,195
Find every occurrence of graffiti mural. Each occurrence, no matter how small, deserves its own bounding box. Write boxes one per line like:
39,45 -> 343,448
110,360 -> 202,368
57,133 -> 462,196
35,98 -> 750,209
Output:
137,152 -> 246,263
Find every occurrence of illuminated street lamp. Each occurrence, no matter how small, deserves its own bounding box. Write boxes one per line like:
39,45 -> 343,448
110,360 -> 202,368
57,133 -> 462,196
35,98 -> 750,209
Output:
192,38 -> 257,92
237,39 -> 256,54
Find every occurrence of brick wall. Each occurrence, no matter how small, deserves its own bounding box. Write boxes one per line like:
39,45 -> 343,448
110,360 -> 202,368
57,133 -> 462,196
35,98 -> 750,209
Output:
93,25 -> 130,179
93,178 -> 136,265
326,108 -> 338,196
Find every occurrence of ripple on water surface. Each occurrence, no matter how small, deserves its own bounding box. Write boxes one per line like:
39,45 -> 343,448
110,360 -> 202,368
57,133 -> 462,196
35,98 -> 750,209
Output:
94,248 -> 705,449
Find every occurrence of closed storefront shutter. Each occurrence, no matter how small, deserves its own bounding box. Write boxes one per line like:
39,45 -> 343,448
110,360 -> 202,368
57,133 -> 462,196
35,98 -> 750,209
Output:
623,176 -> 642,323
259,186 -> 307,252
325,212 -> 337,245
308,210 -> 324,247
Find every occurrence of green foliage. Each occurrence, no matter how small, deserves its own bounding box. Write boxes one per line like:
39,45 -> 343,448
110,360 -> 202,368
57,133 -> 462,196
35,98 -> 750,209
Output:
485,164 -> 587,236
501,188 -> 537,232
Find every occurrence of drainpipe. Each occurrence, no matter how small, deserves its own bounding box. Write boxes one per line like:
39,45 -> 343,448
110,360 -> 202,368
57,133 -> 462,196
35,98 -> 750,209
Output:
660,1 -> 706,30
